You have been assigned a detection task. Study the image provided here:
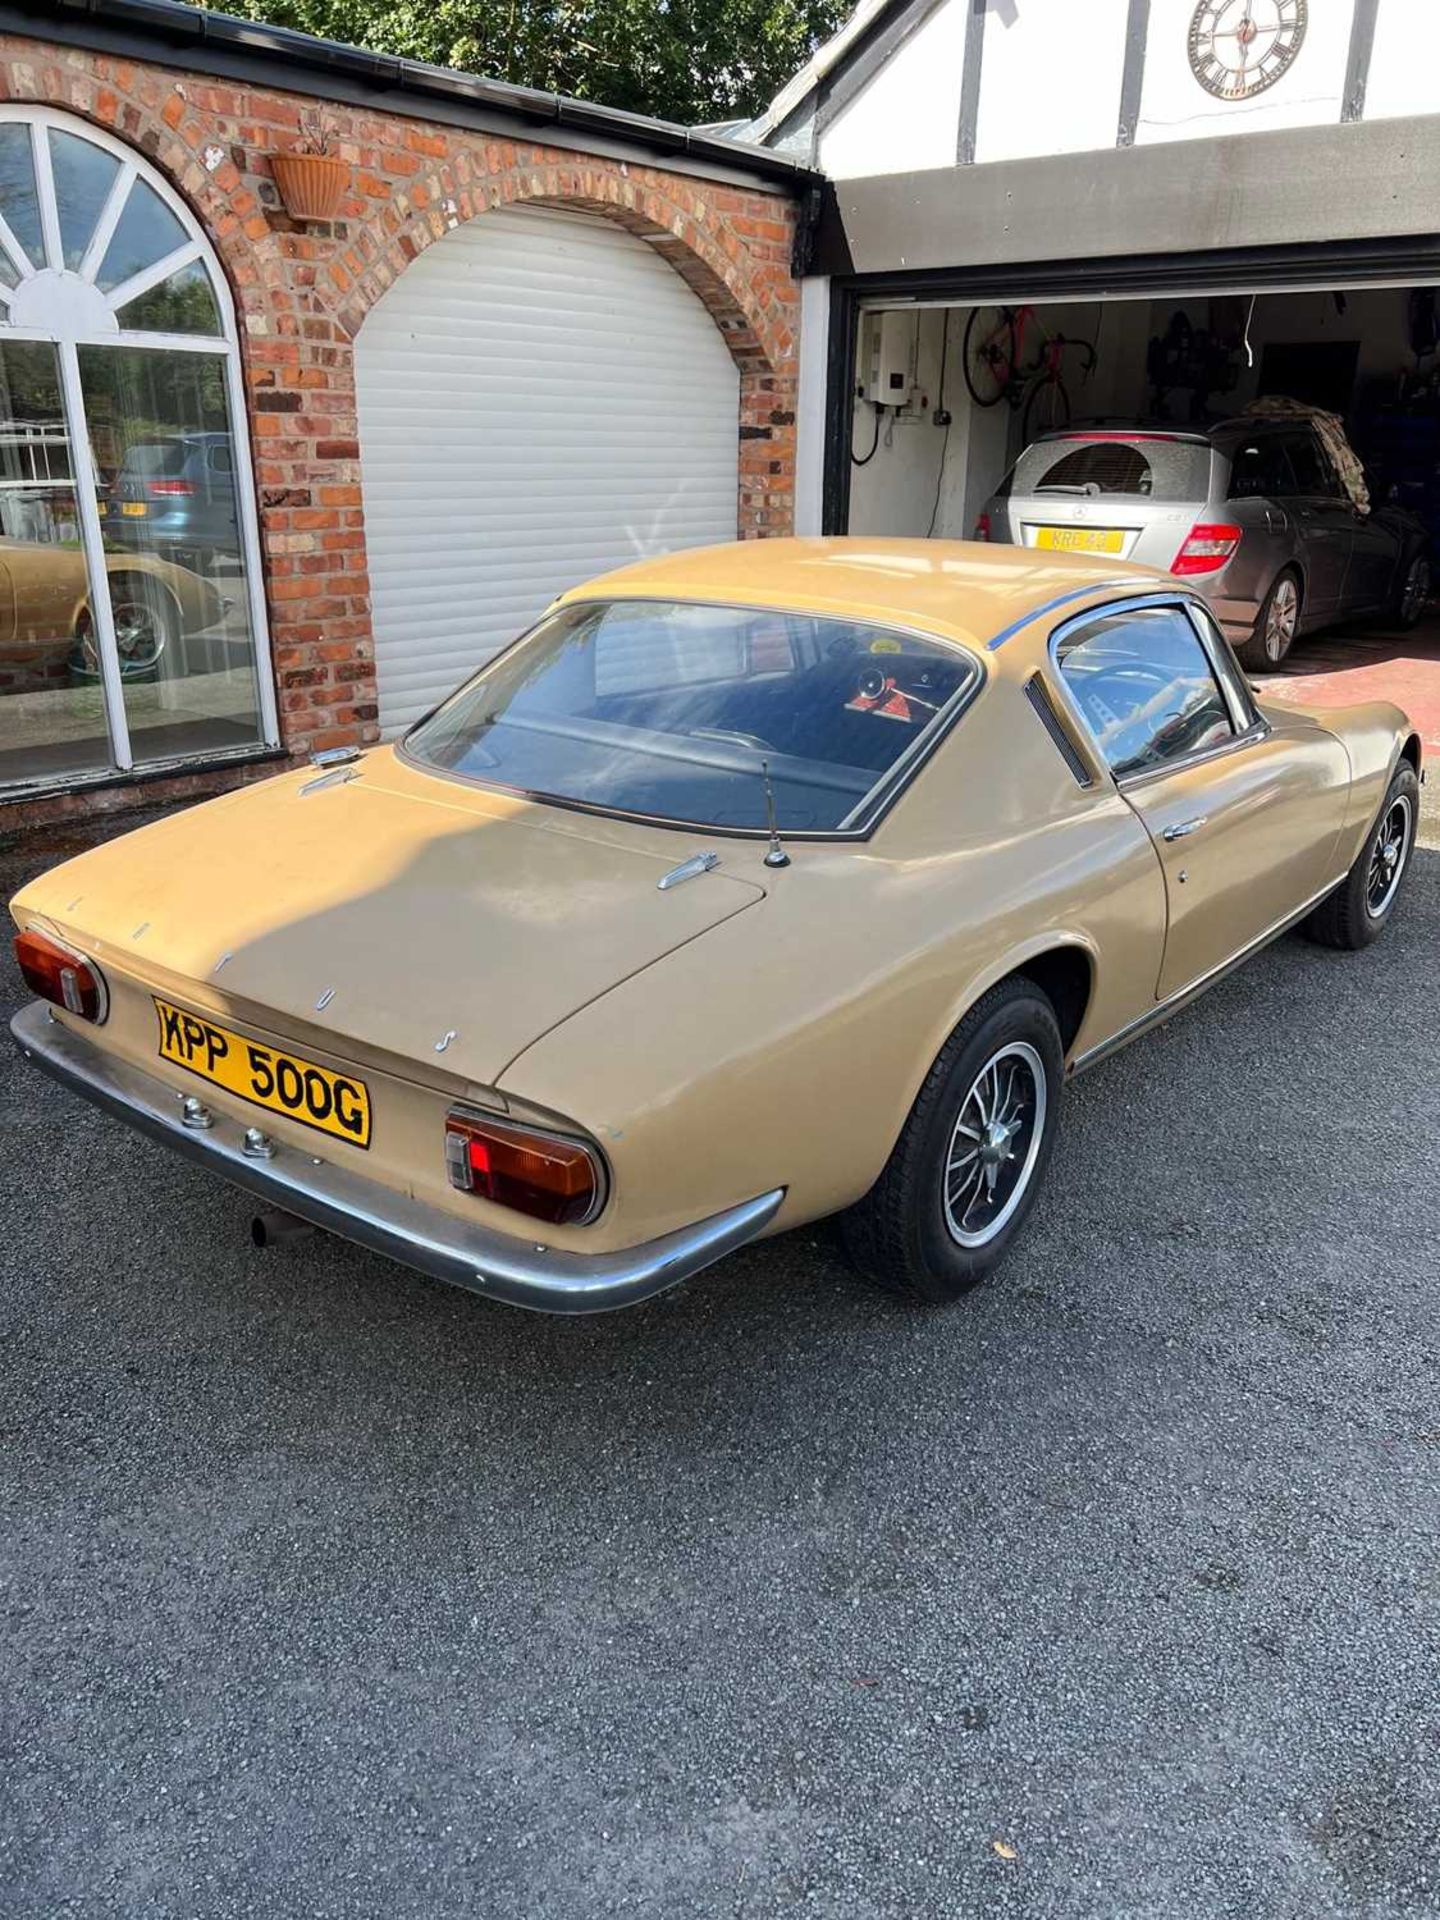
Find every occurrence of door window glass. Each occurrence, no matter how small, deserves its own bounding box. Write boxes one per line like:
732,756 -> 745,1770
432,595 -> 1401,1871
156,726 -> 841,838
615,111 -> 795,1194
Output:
1280,430 -> 1333,496
1055,604 -> 1235,779
1227,436 -> 1293,500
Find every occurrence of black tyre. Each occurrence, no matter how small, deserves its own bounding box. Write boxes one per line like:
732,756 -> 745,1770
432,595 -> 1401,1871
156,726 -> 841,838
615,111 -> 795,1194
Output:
962,306 -> 1014,409
1022,373 -> 1070,442
838,977 -> 1063,1303
1390,549 -> 1430,630
1235,566 -> 1301,672
1300,761 -> 1419,950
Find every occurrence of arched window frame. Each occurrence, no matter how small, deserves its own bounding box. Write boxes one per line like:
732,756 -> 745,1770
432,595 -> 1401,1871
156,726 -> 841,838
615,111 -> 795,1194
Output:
0,104 -> 277,776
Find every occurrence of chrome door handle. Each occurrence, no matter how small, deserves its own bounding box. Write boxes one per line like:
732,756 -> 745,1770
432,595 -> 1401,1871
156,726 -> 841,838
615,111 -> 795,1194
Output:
1162,816 -> 1207,841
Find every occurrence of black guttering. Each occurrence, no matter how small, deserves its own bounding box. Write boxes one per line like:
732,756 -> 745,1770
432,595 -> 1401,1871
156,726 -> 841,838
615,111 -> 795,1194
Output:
16,0 -> 822,193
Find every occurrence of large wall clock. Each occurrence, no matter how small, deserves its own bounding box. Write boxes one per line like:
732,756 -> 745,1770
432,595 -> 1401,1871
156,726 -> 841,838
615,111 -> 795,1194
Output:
1188,1 -> 1308,100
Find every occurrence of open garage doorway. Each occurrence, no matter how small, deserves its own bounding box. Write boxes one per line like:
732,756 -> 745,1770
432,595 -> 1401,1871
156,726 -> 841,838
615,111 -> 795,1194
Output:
839,282 -> 1440,742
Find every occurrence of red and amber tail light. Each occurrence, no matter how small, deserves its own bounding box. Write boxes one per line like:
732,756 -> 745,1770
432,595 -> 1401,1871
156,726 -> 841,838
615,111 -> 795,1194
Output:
14,928 -> 108,1022
1172,521 -> 1242,576
444,1108 -> 606,1227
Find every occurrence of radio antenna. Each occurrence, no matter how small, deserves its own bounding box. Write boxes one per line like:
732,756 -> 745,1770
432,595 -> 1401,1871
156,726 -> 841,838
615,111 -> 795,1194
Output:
760,760 -> 790,869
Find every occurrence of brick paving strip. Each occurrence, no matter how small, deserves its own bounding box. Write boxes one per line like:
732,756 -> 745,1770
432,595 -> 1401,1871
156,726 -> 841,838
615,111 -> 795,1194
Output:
1254,617 -> 1440,752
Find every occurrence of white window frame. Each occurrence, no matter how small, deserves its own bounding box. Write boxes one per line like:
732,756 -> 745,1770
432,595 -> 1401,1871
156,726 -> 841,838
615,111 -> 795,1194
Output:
0,104 -> 278,784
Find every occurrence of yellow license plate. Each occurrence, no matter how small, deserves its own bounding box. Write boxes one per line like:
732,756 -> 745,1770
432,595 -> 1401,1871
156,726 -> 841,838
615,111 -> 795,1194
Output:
120,501 -> 147,517
1034,526 -> 1124,553
154,996 -> 371,1148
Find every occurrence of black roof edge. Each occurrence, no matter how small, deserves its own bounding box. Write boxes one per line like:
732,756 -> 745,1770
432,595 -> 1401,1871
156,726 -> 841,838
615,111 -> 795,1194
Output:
26,0 -> 823,192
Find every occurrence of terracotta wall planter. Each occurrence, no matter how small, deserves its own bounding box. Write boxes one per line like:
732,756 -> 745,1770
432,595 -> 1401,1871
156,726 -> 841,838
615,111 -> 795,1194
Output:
270,151 -> 349,220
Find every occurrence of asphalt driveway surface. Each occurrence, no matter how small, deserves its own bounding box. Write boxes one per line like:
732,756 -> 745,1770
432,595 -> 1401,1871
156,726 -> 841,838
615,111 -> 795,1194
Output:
2,799 -> 1438,1919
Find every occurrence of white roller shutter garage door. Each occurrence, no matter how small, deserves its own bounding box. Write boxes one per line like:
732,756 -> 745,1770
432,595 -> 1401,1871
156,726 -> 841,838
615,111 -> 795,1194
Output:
356,205 -> 742,732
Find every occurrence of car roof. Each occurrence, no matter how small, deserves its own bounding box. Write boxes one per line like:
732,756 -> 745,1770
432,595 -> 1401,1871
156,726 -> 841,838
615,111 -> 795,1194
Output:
1034,422 -> 1212,445
564,537 -> 1168,668
1035,419 -> 1315,450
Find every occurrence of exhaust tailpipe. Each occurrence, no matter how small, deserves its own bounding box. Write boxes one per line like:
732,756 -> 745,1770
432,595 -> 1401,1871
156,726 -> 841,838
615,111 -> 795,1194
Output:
251,1208 -> 315,1250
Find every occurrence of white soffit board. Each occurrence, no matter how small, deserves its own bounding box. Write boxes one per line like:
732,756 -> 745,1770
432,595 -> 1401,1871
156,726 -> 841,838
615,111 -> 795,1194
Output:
356,205 -> 741,732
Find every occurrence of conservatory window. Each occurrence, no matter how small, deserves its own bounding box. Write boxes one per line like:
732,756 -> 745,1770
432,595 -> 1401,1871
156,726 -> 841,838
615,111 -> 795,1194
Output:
0,108 -> 275,794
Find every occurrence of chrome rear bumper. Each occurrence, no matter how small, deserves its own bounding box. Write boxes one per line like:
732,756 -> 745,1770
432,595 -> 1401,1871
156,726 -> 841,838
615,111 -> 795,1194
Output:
10,1002 -> 784,1315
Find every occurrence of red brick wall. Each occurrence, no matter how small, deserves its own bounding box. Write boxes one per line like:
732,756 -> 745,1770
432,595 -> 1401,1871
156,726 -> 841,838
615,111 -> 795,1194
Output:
0,33 -> 800,831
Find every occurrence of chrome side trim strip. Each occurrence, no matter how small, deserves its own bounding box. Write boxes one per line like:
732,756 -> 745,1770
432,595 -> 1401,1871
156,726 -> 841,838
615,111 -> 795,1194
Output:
985,579 -> 1154,653
1070,875 -> 1340,1075
10,1003 -> 785,1316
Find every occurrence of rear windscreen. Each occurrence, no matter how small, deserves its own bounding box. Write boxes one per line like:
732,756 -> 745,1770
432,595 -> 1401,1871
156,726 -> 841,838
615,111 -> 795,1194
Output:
997,438 -> 1211,502
405,598 -> 976,834
119,440 -> 187,477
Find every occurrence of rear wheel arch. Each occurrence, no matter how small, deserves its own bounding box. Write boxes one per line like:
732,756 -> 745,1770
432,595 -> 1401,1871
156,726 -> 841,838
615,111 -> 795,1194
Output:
914,939 -> 1097,1109
104,569 -> 182,627
839,969 -> 1069,1301
1400,732 -> 1422,777
1012,944 -> 1094,1059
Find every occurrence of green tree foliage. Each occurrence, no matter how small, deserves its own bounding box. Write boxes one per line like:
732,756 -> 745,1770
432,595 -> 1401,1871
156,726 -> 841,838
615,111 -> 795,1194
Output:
184,0 -> 843,124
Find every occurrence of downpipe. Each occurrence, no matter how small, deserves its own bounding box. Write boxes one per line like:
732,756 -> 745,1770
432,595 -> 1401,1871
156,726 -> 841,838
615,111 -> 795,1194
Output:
250,1208 -> 316,1249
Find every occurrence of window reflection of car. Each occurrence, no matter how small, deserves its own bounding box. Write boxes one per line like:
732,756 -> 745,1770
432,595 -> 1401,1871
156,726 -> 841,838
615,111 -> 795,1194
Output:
0,539 -> 225,678
99,431 -> 240,566
1061,645 -> 1232,775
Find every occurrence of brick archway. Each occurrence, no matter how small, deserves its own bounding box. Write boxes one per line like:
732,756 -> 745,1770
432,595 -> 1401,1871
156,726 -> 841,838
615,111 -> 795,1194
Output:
335,162 -> 794,383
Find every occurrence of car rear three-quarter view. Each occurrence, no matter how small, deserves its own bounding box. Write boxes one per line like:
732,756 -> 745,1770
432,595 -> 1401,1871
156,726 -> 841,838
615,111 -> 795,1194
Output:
9,539 -> 1423,1313
978,416 -> 1430,672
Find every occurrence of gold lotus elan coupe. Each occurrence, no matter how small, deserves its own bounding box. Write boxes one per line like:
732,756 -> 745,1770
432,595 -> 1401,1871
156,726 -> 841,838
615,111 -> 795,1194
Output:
9,541 -> 1423,1312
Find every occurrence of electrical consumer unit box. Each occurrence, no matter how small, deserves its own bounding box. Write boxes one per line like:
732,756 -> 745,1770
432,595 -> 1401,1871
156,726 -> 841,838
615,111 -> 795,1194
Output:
875,311 -> 917,408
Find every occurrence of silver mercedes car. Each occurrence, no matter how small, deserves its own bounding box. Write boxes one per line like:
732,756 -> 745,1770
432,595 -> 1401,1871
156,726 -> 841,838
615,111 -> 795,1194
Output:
976,420 -> 1429,670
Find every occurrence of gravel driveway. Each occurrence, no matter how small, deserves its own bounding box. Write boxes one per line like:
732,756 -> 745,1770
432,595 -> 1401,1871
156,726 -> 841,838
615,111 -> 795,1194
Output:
2,794 -> 1437,1919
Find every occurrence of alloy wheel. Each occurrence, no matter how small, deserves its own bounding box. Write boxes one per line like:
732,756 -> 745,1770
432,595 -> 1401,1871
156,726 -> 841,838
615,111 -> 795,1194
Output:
1265,575 -> 1299,663
1366,793 -> 1413,918
1401,556 -> 1430,625
77,599 -> 167,675
942,1040 -> 1048,1248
